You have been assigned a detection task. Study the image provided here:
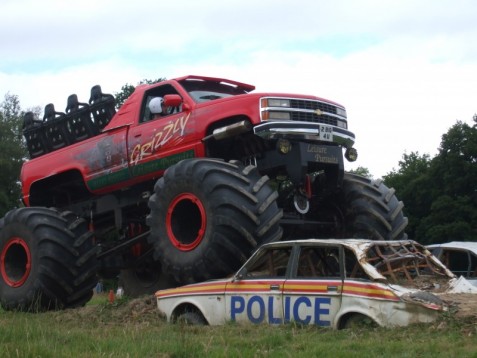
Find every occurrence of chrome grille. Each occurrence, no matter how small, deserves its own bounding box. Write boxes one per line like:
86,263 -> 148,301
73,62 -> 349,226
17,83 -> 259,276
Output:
290,99 -> 337,113
260,97 -> 347,128
290,112 -> 338,126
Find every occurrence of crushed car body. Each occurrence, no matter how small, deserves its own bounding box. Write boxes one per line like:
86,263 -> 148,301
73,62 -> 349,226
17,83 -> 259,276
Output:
155,239 -> 474,328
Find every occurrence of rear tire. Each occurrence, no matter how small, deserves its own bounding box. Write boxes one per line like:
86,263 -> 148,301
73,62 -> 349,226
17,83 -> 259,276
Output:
341,173 -> 408,240
0,207 -> 98,311
147,158 -> 282,284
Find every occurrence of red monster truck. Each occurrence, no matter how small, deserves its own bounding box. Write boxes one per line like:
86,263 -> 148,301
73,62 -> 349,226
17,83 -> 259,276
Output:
0,76 -> 407,311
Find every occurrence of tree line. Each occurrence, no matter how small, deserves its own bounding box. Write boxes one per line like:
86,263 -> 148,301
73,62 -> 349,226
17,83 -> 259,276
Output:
0,88 -> 475,245
383,116 -> 477,244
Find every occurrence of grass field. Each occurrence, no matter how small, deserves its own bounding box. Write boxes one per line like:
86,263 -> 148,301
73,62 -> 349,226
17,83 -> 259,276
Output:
0,294 -> 476,358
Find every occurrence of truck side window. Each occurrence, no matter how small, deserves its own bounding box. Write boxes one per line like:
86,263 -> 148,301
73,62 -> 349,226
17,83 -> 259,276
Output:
141,85 -> 181,122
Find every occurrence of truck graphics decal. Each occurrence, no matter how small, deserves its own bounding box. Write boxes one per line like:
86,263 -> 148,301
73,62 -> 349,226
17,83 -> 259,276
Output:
130,114 -> 191,166
87,150 -> 195,191
130,150 -> 194,178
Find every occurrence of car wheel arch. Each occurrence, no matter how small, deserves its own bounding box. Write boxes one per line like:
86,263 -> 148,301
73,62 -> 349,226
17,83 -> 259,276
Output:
171,302 -> 207,324
336,310 -> 379,329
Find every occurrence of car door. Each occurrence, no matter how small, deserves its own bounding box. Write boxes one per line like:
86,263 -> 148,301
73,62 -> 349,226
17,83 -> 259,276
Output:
224,246 -> 293,324
282,244 -> 343,326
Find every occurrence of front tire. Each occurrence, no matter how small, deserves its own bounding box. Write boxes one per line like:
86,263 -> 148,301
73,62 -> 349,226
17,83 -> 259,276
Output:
176,311 -> 207,325
147,158 -> 282,284
0,207 -> 98,311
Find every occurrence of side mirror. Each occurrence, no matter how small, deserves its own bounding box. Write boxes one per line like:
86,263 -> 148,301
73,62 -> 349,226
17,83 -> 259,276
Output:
163,94 -> 183,107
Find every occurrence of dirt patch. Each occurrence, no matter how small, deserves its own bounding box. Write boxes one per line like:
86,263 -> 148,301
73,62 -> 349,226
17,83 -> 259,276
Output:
439,293 -> 477,319
51,295 -> 164,326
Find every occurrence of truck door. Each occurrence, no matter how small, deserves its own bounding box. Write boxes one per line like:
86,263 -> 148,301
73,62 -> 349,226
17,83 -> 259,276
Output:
81,125 -> 131,193
127,85 -> 194,180
225,246 -> 293,324
283,245 -> 343,326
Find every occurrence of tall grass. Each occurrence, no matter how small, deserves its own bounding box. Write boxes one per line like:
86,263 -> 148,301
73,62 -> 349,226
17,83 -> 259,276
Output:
0,294 -> 476,357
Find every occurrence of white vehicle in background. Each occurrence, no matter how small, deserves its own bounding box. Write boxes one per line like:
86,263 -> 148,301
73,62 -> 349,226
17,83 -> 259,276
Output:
156,239 -> 470,329
427,241 -> 477,287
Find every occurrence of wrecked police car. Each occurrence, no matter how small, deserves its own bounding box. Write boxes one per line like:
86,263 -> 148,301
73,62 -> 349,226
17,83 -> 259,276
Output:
155,239 -> 465,328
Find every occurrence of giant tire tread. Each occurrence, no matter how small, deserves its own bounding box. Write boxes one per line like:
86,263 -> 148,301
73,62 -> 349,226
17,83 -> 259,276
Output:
0,207 -> 98,311
147,158 -> 282,284
342,173 -> 408,240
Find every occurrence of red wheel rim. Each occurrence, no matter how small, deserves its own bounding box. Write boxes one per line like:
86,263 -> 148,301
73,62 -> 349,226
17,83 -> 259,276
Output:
0,237 -> 32,287
166,193 -> 207,251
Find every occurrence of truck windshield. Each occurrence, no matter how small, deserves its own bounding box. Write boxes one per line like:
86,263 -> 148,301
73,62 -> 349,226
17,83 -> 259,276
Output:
179,79 -> 249,103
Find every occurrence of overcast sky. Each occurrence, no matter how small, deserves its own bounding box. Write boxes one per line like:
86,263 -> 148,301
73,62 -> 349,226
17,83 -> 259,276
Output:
1,0 -> 476,178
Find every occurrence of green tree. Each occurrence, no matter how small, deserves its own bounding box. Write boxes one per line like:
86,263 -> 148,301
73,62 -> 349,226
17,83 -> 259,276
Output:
114,78 -> 165,109
384,117 -> 477,244
0,93 -> 27,216
415,118 -> 477,244
383,151 -> 433,240
347,166 -> 373,179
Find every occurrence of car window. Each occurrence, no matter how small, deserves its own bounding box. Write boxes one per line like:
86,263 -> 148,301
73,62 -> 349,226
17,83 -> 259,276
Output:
440,249 -> 477,278
296,246 -> 341,279
243,247 -> 292,278
343,248 -> 368,280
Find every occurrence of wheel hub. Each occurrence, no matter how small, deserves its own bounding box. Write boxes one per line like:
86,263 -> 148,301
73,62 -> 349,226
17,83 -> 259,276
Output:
0,237 -> 32,287
166,193 -> 207,251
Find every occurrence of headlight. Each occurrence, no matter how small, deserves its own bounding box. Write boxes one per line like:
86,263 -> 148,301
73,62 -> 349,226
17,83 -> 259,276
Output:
262,111 -> 291,120
336,120 -> 347,129
262,98 -> 291,108
336,107 -> 347,117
